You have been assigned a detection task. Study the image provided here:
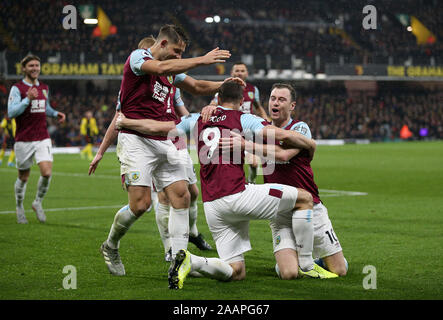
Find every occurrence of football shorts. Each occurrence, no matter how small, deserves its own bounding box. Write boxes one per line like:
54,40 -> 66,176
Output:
270,202 -> 343,259
117,133 -> 188,191
204,183 -> 298,262
14,138 -> 53,170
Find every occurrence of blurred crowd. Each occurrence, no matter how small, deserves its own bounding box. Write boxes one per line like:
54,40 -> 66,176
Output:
291,90 -> 443,141
1,0 -> 441,67
0,0 -> 441,146
2,78 -> 440,146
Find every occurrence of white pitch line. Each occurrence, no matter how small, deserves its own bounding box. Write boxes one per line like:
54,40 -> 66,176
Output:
0,205 -> 123,215
319,189 -> 368,196
0,168 -> 117,180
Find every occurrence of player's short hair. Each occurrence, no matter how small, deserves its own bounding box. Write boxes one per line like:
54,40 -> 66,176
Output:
218,81 -> 244,104
21,54 -> 40,68
271,83 -> 297,102
138,36 -> 156,49
157,24 -> 189,45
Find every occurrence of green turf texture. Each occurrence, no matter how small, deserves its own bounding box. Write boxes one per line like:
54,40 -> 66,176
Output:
0,141 -> 442,300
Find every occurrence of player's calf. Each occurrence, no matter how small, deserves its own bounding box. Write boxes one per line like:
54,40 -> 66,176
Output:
321,252 -> 348,276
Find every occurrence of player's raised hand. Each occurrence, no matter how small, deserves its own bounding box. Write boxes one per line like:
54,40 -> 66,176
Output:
201,104 -> 218,123
202,47 -> 231,65
26,88 -> 39,100
57,112 -> 66,123
88,153 -> 103,175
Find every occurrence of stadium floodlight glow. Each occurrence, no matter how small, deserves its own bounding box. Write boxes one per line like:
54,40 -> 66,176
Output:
224,18 -> 230,23
84,18 -> 98,24
205,17 -> 214,23
214,15 -> 221,23
407,26 -> 412,32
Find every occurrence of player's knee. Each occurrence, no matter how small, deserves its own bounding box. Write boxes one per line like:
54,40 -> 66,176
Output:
131,201 -> 150,216
331,266 -> 347,277
173,188 -> 191,208
279,268 -> 298,280
329,263 -> 348,276
295,189 -> 313,210
18,176 -> 29,183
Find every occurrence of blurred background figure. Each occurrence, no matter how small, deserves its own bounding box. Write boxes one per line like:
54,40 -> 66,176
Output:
0,112 -> 16,166
80,110 -> 99,161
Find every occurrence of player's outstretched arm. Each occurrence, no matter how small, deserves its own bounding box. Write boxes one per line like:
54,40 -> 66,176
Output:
260,125 -> 316,158
142,47 -> 231,76
219,131 -> 300,161
115,112 -> 176,136
88,111 -> 119,175
177,76 -> 245,97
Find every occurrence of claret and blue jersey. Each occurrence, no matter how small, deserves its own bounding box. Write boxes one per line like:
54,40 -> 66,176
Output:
176,107 -> 268,202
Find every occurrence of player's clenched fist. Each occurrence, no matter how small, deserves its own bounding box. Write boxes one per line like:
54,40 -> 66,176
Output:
202,47 -> 231,64
26,88 -> 39,100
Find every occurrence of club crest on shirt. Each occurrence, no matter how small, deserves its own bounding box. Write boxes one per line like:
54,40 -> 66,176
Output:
248,92 -> 254,99
167,76 -> 174,84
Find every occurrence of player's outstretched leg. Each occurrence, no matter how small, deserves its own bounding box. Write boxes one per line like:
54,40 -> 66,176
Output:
168,249 -> 234,289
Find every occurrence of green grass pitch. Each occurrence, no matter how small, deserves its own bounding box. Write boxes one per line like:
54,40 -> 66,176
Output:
0,141 -> 442,300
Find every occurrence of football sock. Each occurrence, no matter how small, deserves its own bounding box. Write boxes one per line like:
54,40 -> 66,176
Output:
190,253 -> 233,281
189,199 -> 199,237
155,202 -> 171,253
107,205 -> 138,249
35,176 -> 51,203
168,207 -> 189,258
150,190 -> 159,212
15,178 -> 27,208
292,209 -> 314,272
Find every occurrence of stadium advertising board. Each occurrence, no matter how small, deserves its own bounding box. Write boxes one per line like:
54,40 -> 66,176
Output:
326,64 -> 443,78
12,62 -> 125,76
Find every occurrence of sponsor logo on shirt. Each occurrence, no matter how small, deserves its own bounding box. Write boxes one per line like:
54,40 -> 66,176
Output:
30,99 -> 46,113
153,81 -> 169,103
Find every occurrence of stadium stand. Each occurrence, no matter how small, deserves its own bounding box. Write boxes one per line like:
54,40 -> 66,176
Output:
0,0 -> 441,145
